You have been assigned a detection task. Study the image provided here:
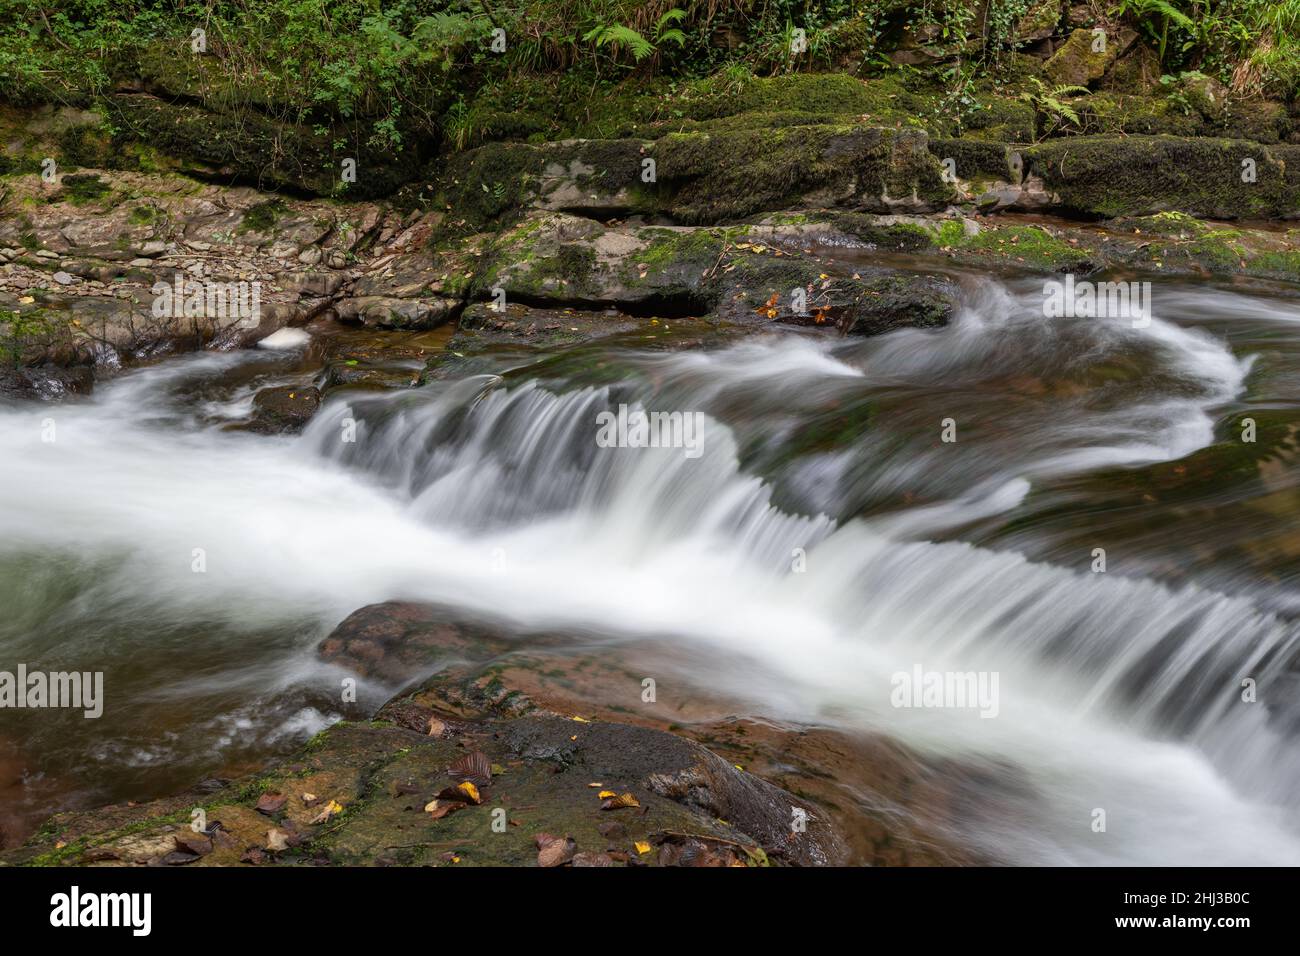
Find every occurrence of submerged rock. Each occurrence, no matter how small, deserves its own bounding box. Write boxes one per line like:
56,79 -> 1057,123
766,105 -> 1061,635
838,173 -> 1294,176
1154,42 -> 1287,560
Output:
246,385 -> 321,434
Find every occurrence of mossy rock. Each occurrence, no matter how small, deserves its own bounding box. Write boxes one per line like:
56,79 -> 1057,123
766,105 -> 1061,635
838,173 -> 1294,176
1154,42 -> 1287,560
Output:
102,95 -> 423,199
1043,27 -> 1123,88
656,124 -> 953,224
1026,135 -> 1298,219
929,138 -> 1018,184
961,96 -> 1038,142
1079,93 -> 1205,137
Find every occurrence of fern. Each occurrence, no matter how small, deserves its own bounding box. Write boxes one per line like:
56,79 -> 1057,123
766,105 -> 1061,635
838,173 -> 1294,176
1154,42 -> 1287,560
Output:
654,8 -> 687,48
1020,79 -> 1089,137
583,23 -> 654,62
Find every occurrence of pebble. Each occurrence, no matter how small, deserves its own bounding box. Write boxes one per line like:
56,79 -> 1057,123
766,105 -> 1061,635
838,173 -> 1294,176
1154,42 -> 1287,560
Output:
36,249 -> 59,260
52,271 -> 76,285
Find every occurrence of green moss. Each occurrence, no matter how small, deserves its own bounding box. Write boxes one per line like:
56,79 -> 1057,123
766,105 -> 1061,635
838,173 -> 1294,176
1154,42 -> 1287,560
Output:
1126,210 -> 1210,237
59,172 -> 111,205
657,124 -> 950,224
240,198 -> 286,233
833,212 -> 936,251
1080,94 -> 1203,137
127,203 -> 159,225
929,138 -> 1016,183
1043,28 -> 1115,87
932,219 -> 968,247
1245,249 -> 1300,282
1026,135 -> 1297,219
960,224 -> 1090,269
1185,229 -> 1247,272
961,96 -> 1038,142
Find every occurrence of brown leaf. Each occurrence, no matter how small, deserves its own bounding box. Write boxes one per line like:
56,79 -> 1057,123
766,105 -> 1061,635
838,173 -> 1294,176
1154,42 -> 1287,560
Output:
537,834 -> 576,868
254,791 -> 288,815
427,717 -> 447,737
597,821 -> 627,841
424,799 -> 464,821
447,751 -> 491,788
437,781 -> 482,805
600,792 -> 641,811
572,851 -> 616,867
172,833 -> 212,857
266,829 -> 290,852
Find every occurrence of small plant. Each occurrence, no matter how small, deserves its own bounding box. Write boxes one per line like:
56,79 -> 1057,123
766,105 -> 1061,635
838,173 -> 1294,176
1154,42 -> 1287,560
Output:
1112,0 -> 1195,66
583,8 -> 687,66
1020,78 -> 1090,139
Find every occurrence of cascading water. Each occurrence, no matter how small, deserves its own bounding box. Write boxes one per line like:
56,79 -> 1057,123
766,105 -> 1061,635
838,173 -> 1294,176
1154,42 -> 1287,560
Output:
2,268 -> 1298,864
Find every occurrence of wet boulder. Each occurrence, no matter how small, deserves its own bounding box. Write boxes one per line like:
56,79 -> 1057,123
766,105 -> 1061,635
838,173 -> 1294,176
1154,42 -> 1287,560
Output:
247,385 -> 321,434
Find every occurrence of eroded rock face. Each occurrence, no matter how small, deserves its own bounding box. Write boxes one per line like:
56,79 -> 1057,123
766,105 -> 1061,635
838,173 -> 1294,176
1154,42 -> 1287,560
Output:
441,126 -> 956,230
471,211 -> 959,335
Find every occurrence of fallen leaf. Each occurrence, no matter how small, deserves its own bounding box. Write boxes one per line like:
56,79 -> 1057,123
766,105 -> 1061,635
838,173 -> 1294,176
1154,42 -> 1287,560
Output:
309,799 -> 344,824
426,717 -> 446,736
254,792 -> 287,815
438,781 -> 482,805
598,821 -> 627,840
537,833 -> 576,868
448,751 -> 491,788
424,799 -> 463,820
601,792 -> 641,811
266,829 -> 289,852
598,790 -> 617,799
634,841 -> 652,855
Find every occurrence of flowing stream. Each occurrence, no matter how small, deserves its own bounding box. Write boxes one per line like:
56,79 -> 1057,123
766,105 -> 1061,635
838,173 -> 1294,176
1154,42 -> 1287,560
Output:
2,263 -> 1299,864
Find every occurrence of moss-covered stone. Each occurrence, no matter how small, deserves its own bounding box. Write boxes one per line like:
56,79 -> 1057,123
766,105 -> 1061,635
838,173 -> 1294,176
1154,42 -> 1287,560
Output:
657,124 -> 953,224
1043,27 -> 1123,88
1026,134 -> 1299,219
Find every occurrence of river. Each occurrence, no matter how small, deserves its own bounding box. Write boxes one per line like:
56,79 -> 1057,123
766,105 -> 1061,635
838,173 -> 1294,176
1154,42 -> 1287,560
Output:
2,261 -> 1298,864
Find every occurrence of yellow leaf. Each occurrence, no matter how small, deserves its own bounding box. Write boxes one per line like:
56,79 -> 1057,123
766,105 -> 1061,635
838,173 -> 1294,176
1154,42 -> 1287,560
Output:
571,716 -> 590,723
19,296 -> 34,304
310,799 -> 344,824
458,781 -> 481,803
634,841 -> 651,855
598,790 -> 617,799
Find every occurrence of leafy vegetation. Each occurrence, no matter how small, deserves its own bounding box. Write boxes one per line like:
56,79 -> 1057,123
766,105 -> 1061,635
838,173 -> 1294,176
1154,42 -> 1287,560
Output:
0,1 -> 1296,179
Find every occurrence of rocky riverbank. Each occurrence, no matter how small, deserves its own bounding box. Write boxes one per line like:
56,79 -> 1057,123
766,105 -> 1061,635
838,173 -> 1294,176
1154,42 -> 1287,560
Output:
5,601 -> 982,867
